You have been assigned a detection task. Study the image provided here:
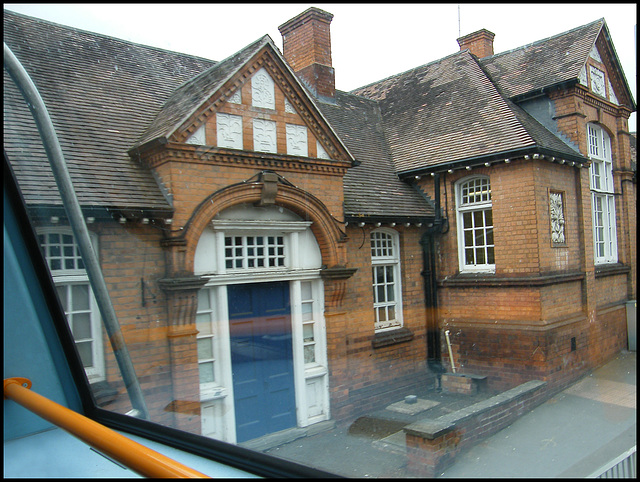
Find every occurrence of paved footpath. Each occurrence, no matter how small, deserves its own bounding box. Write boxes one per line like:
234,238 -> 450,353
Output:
439,350 -> 636,478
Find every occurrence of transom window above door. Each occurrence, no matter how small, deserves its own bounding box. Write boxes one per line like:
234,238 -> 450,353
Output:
195,205 -> 322,278
224,235 -> 285,269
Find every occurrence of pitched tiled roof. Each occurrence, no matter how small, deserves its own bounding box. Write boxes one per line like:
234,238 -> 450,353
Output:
135,36 -> 272,149
4,10 -> 215,212
480,19 -> 603,100
4,10 -> 431,222
4,9 -> 604,223
352,51 -> 585,175
317,92 -> 434,220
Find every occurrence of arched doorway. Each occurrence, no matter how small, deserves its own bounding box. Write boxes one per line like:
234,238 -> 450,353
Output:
193,204 -> 329,443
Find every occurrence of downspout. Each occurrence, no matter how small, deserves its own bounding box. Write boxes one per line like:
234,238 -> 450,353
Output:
412,174 -> 448,386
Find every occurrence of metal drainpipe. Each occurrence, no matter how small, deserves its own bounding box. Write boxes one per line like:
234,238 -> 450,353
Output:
413,173 -> 447,383
4,43 -> 149,419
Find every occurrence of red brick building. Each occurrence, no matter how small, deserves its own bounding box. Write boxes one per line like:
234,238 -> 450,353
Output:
4,7 -> 635,444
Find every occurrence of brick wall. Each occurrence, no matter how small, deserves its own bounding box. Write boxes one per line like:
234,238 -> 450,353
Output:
416,148 -> 630,392
327,224 -> 432,422
93,221 -> 180,427
405,380 -> 547,477
441,305 -> 627,392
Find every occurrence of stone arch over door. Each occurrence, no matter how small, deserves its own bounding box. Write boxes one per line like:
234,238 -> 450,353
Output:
176,180 -> 348,274
191,192 -> 333,442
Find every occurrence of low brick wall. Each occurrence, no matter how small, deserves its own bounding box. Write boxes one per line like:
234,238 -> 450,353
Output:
404,380 -> 547,477
441,373 -> 487,395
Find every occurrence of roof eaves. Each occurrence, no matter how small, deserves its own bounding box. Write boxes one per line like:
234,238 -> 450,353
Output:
397,145 -> 590,178
509,78 -> 580,104
344,214 -> 434,225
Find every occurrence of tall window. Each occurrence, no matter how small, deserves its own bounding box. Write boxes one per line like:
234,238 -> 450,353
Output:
301,281 -> 318,364
587,123 -> 617,264
371,229 -> 403,331
38,228 -> 104,382
456,176 -> 495,272
196,288 -> 221,397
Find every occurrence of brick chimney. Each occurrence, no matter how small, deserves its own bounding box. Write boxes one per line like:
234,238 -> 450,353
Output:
278,7 -> 335,100
457,29 -> 495,58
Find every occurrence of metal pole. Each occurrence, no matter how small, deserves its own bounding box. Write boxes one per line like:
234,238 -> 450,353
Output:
4,378 -> 206,478
4,43 -> 149,419
445,329 -> 457,373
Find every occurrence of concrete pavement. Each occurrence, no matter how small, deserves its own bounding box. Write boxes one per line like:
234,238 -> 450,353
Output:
263,350 -> 635,478
439,350 -> 636,478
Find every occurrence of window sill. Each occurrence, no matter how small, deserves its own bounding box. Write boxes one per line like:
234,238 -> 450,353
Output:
595,263 -> 630,278
439,270 -> 584,287
372,327 -> 414,348
199,386 -> 227,402
304,364 -> 328,378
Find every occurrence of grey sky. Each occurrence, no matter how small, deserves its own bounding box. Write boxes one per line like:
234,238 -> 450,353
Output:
4,3 -> 637,130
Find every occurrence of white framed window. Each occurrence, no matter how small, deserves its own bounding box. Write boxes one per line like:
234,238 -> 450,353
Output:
587,123 -> 617,264
196,288 -> 225,398
224,234 -> 285,270
371,229 -> 403,331
456,176 -> 495,272
37,228 -> 104,382
300,280 -> 318,364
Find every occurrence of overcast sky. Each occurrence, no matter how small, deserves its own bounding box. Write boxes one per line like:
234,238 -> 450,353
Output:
5,3 -> 637,130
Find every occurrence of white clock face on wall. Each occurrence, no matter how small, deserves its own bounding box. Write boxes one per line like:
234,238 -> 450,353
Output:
590,66 -> 606,97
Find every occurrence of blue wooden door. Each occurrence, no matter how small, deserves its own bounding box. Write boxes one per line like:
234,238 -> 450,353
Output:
228,282 -> 296,442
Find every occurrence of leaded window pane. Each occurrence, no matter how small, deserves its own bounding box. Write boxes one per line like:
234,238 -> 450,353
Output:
198,338 -> 214,359
72,313 -> 92,339
198,362 -> 215,384
76,341 -> 93,368
304,345 -> 315,364
72,284 -> 90,310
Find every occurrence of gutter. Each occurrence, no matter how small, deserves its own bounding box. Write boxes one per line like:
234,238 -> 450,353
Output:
398,145 -> 589,180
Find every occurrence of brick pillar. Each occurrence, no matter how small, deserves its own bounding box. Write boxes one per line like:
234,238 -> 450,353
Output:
576,165 -> 596,321
320,266 -> 357,419
158,275 -> 208,434
614,117 -> 636,299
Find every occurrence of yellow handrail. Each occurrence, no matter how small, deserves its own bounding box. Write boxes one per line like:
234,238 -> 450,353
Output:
4,378 -> 210,478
